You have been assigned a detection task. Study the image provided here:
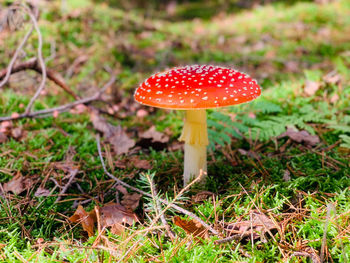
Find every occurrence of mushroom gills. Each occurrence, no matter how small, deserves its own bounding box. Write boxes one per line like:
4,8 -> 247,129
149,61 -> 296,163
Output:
179,109 -> 208,185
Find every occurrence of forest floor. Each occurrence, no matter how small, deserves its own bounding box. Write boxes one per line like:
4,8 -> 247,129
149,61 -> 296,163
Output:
0,0 -> 349,262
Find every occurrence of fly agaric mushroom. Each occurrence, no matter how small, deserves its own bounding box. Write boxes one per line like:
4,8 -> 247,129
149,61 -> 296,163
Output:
134,65 -> 261,185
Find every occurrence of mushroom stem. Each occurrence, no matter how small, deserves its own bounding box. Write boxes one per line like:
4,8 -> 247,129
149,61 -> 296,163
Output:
179,109 -> 208,185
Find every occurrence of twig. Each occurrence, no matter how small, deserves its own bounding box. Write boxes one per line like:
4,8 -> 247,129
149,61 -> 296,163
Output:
95,135 -> 219,236
0,58 -> 78,99
21,5 -> 47,114
0,25 -> 33,89
0,76 -> 115,122
55,169 -> 79,203
147,174 -> 176,240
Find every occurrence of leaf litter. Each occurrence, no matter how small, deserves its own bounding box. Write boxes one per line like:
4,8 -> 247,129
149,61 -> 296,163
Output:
90,110 -> 135,155
277,126 -> 320,146
2,174 -> 35,195
69,203 -> 139,237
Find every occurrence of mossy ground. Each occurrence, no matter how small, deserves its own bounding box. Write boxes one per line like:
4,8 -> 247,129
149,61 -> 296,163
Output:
0,0 -> 349,262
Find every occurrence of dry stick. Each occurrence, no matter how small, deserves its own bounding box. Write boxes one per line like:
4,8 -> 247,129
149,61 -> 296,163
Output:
147,175 -> 176,240
22,5 -> 47,114
0,58 -> 78,99
96,135 -> 219,236
0,25 -> 33,88
55,169 -> 79,203
0,75 -> 115,122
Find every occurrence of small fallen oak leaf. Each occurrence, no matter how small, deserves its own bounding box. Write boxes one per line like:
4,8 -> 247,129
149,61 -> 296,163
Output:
115,156 -> 152,170
323,71 -> 341,85
121,192 -> 142,211
34,187 -> 51,197
141,126 -> 169,143
90,111 -> 135,155
11,127 -> 22,140
3,174 -> 34,195
224,211 -> 277,242
277,127 -> 320,147
116,185 -> 142,211
130,156 -> 152,170
191,191 -> 215,203
99,203 -> 139,235
69,205 -> 96,237
173,216 -> 209,240
304,80 -> 320,96
137,126 -> 169,150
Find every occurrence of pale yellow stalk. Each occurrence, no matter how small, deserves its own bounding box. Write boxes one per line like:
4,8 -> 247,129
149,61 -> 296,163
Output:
179,109 -> 208,185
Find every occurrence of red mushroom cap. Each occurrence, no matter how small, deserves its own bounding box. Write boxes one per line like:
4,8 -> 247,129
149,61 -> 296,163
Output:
134,65 -> 261,109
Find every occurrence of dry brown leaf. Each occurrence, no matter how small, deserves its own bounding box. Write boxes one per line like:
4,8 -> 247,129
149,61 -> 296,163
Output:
278,127 -> 320,146
69,205 -> 96,237
116,185 -> 128,195
115,156 -> 152,170
304,80 -> 320,96
130,156 -> 152,170
173,216 -> 209,239
115,185 -> 142,211
99,203 -> 139,235
225,211 -> 277,241
34,187 -> 51,197
330,93 -> 339,104
11,127 -> 22,139
90,111 -> 135,155
0,132 -> 7,143
191,191 -> 215,203
323,71 -> 341,85
121,192 -> 142,211
292,247 -> 321,263
141,126 -> 169,144
3,174 -> 33,195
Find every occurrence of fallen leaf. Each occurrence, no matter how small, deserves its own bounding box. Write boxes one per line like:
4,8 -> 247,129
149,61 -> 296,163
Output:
90,111 -> 135,155
0,132 -> 7,143
34,187 -> 51,197
115,156 -> 152,170
140,126 -> 169,143
116,185 -> 128,195
130,156 -> 152,170
99,203 -> 139,235
3,174 -> 33,195
69,205 -> 96,237
283,170 -> 291,182
173,216 -> 209,239
323,71 -> 341,85
278,127 -> 320,146
121,192 -> 142,211
304,80 -> 320,96
115,160 -> 127,169
238,149 -> 260,159
138,126 -> 169,150
292,247 -> 321,263
0,121 -> 12,133
191,191 -> 215,203
225,211 -> 277,241
11,127 -> 22,139
330,93 -> 339,104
